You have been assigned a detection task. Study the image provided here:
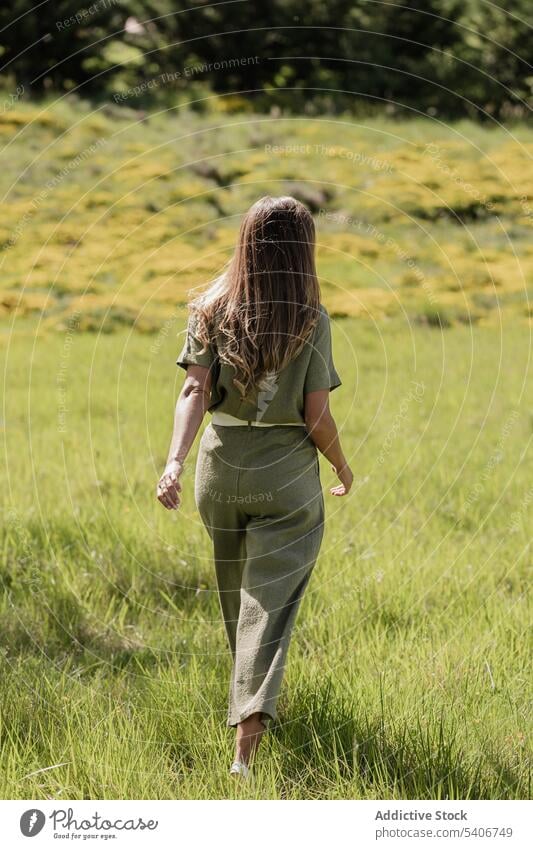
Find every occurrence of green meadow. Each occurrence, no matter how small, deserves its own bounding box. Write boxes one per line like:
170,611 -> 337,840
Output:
1,316 -> 531,799
0,99 -> 531,799
1,98 -> 532,328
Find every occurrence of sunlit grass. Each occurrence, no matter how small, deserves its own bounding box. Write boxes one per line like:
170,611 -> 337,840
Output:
0,316 -> 530,798
0,100 -> 531,331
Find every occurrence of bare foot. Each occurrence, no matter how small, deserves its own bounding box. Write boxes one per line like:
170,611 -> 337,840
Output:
235,712 -> 266,766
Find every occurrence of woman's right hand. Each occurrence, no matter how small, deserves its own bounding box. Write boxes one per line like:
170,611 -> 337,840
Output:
330,462 -> 353,497
157,459 -> 183,510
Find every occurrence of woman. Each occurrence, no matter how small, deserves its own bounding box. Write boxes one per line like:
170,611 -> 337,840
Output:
157,196 -> 353,779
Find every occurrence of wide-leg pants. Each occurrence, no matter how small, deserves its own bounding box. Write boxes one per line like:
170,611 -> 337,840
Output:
195,423 -> 325,728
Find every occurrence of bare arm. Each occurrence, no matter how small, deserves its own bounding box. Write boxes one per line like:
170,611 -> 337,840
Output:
157,364 -> 212,510
304,389 -> 353,496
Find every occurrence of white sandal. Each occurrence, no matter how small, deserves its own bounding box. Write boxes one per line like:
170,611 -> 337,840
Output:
229,760 -> 250,780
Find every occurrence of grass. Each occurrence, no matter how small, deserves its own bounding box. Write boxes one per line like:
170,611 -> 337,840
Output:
0,97 -> 532,330
0,94 -> 530,798
1,315 -> 531,799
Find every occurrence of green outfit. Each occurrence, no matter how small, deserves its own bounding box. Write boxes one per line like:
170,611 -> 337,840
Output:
177,305 -> 341,727
176,304 -> 341,424
195,424 -> 324,727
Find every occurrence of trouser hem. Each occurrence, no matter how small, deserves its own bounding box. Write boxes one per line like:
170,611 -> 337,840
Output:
227,707 -> 276,729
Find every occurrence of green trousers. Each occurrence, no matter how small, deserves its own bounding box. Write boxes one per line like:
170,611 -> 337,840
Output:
195,423 -> 325,728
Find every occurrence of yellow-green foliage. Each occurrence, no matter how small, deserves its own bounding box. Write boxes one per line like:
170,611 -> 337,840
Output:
0,101 -> 531,331
0,320 -> 531,798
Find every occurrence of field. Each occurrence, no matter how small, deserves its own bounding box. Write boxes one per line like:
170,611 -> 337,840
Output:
1,314 -> 531,799
0,98 -> 531,799
1,98 -> 532,329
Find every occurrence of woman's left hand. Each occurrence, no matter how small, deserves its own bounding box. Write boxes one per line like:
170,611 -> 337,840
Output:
157,459 -> 183,510
329,462 -> 353,497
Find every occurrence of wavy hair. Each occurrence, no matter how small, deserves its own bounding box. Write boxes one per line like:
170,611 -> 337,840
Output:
189,195 -> 321,400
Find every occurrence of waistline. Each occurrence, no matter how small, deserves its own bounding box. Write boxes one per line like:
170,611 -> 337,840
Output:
211,411 -> 305,428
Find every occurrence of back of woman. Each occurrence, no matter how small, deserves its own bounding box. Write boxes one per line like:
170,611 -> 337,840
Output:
157,196 -> 353,779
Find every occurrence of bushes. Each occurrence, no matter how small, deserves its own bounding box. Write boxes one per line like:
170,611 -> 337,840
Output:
0,1 -> 530,120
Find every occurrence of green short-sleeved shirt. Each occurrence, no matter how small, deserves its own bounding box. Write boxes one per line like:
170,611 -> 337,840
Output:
176,304 -> 341,424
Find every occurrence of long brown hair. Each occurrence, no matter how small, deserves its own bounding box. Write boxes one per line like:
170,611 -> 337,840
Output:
190,195 -> 321,399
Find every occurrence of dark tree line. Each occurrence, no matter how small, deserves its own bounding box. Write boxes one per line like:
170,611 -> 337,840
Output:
0,0 -> 531,119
